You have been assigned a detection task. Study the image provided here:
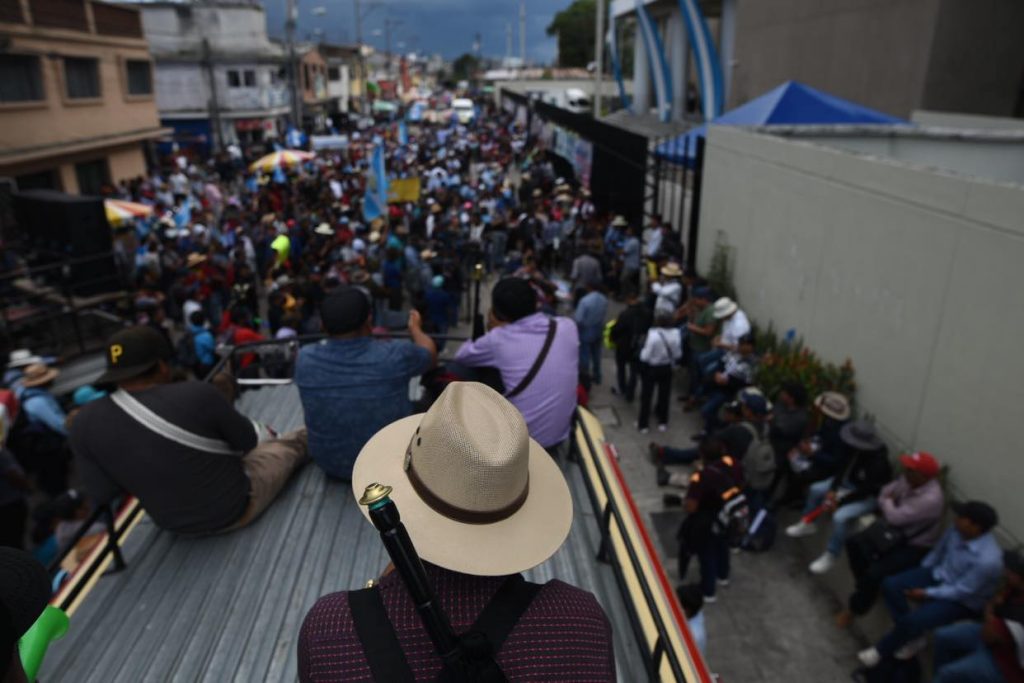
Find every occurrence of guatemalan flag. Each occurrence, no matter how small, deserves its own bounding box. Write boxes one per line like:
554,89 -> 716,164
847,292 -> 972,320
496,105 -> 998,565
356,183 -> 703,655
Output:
362,144 -> 389,222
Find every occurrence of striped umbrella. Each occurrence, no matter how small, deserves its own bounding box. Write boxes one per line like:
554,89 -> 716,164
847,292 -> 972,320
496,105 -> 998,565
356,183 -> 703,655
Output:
105,199 -> 154,227
249,149 -> 315,173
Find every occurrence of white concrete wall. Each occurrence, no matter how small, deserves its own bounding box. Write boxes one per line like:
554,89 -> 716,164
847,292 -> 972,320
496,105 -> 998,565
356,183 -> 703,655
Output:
140,5 -> 279,57
697,126 -> 1024,539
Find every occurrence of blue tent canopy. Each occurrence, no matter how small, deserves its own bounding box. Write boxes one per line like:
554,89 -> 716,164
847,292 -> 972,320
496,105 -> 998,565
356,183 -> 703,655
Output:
656,80 -> 905,166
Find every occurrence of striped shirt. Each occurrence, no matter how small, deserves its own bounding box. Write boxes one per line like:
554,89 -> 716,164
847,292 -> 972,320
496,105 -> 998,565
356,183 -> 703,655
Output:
298,564 -> 615,682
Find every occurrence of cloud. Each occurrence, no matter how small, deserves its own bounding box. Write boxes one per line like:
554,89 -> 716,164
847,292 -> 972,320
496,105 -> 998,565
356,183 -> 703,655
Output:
263,0 -> 563,62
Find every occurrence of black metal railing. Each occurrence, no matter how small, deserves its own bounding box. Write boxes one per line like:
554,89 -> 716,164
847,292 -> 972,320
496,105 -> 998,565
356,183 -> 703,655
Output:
572,408 -> 711,683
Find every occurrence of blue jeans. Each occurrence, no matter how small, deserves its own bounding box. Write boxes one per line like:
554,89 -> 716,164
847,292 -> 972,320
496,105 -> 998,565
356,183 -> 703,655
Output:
876,566 -> 975,656
579,338 -> 602,384
933,622 -> 1003,683
680,533 -> 730,598
801,478 -> 877,555
696,349 -> 724,384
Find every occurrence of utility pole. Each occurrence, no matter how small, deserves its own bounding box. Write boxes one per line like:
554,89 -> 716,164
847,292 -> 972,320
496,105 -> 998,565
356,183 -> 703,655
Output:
353,0 -> 366,113
286,0 -> 302,128
593,0 -> 604,117
505,21 -> 512,63
201,38 -> 222,152
518,1 -> 526,70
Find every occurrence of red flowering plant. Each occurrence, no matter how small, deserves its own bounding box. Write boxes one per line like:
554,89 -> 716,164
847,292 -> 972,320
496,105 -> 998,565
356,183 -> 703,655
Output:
753,323 -> 857,406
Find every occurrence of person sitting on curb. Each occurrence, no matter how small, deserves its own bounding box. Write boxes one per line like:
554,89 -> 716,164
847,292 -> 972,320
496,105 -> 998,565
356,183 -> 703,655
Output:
691,333 -> 758,435
295,288 -> 436,480
786,420 -> 892,575
836,452 -> 946,628
931,549 -> 1024,683
693,296 -> 750,383
858,501 -> 1005,669
298,382 -> 615,681
71,326 -> 309,534
775,391 -> 852,507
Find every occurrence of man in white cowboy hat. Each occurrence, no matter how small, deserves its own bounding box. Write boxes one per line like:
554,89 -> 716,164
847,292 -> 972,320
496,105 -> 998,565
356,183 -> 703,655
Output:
7,361 -> 71,496
652,262 -> 684,317
695,296 -> 751,383
4,349 -> 44,387
297,382 -> 615,681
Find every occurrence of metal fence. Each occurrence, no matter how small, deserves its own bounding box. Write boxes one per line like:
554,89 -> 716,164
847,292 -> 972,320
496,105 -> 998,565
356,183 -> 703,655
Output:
646,134 -> 707,272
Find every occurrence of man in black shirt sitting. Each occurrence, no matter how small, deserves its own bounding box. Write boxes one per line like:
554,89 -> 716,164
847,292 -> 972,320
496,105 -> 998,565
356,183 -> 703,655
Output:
70,326 -> 308,534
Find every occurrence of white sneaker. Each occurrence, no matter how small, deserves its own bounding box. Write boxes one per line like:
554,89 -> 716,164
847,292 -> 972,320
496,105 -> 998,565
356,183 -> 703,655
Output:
703,593 -> 717,604
809,552 -> 836,575
717,578 -> 730,587
895,636 -> 928,660
785,521 -> 818,538
639,427 -> 649,434
657,424 -> 668,432
857,647 -> 881,668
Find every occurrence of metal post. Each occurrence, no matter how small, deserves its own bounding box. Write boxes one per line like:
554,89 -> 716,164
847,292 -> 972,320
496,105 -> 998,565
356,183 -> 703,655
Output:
286,0 -> 302,127
686,136 -> 705,273
519,0 -> 526,67
201,38 -> 223,153
592,0 -> 604,117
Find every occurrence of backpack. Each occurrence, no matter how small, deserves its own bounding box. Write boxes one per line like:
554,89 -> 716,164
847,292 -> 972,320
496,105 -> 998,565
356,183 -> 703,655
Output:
739,422 -> 777,492
708,458 -> 750,546
741,507 -> 777,552
176,329 -> 198,370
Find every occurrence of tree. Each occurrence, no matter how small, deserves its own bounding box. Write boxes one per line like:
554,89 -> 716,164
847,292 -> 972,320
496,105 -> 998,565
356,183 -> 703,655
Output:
546,0 -> 596,68
451,53 -> 480,82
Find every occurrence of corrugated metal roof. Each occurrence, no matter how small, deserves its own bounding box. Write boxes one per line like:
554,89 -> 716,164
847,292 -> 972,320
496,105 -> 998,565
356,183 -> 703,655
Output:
42,384 -> 643,681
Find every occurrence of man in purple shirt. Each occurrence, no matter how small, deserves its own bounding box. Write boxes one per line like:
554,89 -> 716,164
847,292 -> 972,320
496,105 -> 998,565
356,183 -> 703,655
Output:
453,278 -> 579,449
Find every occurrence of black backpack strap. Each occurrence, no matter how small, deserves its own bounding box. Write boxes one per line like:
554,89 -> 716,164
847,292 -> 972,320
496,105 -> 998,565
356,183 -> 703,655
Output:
349,587 -> 416,682
468,574 -> 544,654
505,319 -> 557,399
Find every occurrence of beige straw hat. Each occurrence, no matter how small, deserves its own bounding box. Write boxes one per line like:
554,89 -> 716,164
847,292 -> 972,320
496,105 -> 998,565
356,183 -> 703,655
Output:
352,382 -> 572,576
20,363 -> 59,388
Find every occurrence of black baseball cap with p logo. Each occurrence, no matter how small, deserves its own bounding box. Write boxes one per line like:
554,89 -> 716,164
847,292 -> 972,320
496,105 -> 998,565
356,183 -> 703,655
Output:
95,326 -> 172,386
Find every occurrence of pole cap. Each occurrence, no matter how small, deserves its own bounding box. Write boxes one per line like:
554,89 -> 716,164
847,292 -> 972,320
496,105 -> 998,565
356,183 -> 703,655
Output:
359,482 -> 393,507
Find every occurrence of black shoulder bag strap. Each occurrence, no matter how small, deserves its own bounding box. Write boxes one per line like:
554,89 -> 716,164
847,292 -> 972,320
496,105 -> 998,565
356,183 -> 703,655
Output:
349,587 -> 416,682
504,318 -> 557,400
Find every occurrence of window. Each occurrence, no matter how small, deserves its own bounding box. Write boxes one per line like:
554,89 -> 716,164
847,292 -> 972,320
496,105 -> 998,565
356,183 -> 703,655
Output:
64,57 -> 100,99
227,70 -> 241,88
75,159 -> 110,196
0,55 -> 44,103
15,169 -> 59,191
327,66 -> 341,81
125,59 -> 152,95
243,70 -> 256,87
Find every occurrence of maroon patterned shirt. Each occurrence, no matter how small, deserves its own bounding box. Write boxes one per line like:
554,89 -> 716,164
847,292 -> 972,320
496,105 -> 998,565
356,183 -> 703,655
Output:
298,563 -> 616,681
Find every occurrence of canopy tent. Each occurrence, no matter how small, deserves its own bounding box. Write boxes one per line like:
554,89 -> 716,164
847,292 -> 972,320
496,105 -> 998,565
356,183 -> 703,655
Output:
248,149 -> 315,173
656,80 -> 905,166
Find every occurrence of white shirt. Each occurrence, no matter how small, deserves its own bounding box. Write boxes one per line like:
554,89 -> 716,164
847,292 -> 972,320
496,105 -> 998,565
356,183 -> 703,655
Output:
652,281 -> 682,316
645,228 -> 663,257
721,309 -> 751,347
639,327 -> 683,366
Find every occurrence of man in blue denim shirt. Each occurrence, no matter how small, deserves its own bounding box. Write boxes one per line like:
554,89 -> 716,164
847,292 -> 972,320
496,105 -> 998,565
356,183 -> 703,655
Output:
295,288 -> 436,479
858,500 -> 1004,668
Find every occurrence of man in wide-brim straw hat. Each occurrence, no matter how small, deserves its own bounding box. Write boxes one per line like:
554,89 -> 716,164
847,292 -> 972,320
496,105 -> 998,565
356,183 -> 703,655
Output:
298,382 -> 615,681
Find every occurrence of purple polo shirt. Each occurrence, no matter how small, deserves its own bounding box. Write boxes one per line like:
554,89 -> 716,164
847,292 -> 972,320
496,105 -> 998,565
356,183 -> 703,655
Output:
454,313 -> 579,447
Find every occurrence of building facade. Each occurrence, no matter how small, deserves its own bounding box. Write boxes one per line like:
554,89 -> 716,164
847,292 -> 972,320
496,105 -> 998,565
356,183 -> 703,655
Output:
130,1 -> 290,153
0,0 -> 169,193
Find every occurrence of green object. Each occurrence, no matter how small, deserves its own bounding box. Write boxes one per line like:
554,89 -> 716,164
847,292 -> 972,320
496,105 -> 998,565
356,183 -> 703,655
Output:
19,605 -> 70,681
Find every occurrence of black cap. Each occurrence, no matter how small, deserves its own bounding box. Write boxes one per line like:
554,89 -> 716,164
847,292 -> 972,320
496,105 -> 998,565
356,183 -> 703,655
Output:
0,548 -> 51,672
320,288 -> 371,335
95,326 -> 172,385
952,500 -> 999,533
491,277 -> 537,322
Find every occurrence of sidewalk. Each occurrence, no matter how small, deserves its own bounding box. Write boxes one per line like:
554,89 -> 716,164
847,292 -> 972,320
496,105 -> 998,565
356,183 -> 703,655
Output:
586,352 -> 871,682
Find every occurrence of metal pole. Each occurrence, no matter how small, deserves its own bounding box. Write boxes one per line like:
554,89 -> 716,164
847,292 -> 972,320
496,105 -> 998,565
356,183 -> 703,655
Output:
286,0 -> 302,127
354,0 -> 366,114
593,0 -> 604,117
201,38 -> 223,152
519,0 -> 526,67
686,136 -> 704,273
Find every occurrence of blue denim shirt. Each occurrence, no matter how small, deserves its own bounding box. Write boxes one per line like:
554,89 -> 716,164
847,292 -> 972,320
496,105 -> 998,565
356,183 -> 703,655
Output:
923,527 -> 1003,612
295,337 -> 431,479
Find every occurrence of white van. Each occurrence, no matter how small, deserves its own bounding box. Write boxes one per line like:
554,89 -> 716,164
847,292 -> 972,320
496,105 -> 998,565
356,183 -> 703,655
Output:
452,98 -> 475,124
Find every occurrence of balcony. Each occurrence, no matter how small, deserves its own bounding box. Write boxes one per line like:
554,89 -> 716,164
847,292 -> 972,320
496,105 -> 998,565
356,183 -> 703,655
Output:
222,85 -> 289,113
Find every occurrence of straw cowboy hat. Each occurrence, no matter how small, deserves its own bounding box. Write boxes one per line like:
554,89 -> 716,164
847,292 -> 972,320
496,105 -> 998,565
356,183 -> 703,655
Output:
661,262 -> 683,278
611,215 -> 628,228
352,382 -> 573,576
20,363 -> 59,388
186,253 -> 207,268
314,222 -> 334,236
712,296 -> 738,319
840,419 -> 884,451
7,349 -> 43,369
813,391 -> 851,421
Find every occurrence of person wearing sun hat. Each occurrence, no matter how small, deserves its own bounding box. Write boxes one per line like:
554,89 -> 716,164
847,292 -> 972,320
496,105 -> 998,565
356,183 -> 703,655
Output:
297,382 -> 615,681
836,451 -> 946,628
10,363 -> 70,495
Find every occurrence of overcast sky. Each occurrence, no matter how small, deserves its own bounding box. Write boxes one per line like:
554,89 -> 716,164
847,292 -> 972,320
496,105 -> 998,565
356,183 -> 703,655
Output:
263,0 -> 563,63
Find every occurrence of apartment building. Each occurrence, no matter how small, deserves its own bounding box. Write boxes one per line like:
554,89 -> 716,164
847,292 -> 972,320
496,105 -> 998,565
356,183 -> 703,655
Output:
0,0 -> 169,193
